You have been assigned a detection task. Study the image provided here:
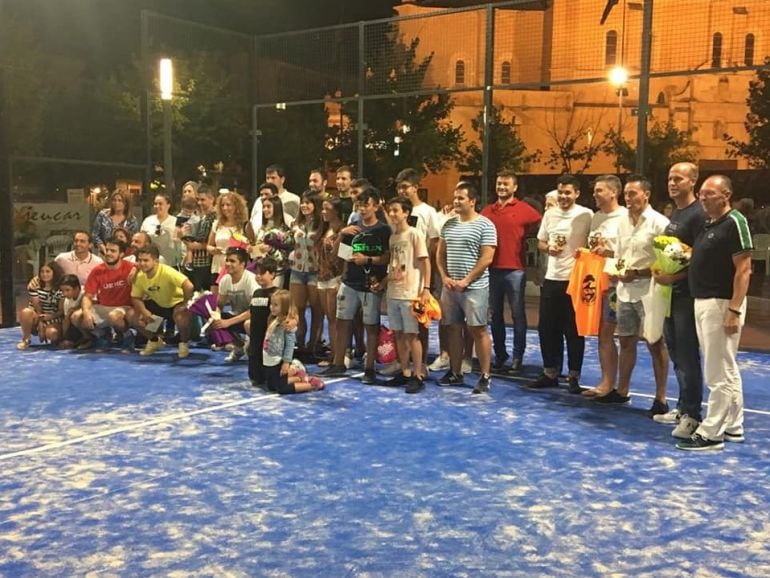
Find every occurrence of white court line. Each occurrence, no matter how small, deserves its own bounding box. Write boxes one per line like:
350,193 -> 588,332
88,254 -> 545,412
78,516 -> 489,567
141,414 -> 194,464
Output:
0,376 -> 353,462
504,374 -> 770,416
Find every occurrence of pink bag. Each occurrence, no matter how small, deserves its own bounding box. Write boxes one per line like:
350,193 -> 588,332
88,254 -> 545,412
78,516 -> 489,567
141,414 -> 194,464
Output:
376,326 -> 397,364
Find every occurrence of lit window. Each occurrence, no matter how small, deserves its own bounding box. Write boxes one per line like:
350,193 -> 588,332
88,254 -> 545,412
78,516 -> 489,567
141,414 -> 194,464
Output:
455,60 -> 466,85
605,30 -> 618,66
712,32 -> 723,68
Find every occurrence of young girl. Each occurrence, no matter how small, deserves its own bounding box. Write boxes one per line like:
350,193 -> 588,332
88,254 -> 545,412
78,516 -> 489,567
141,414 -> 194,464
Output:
316,197 -> 346,366
253,196 -> 294,288
263,290 -> 320,395
17,261 -> 64,349
289,191 -> 323,357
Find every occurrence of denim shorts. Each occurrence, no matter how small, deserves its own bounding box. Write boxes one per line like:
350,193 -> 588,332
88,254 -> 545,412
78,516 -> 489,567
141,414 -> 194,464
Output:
336,283 -> 382,325
387,299 -> 419,334
616,299 -> 644,337
290,270 -> 318,286
440,286 -> 489,327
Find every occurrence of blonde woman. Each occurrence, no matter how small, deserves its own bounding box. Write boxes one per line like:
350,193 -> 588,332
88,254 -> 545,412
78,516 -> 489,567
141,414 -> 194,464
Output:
207,191 -> 255,291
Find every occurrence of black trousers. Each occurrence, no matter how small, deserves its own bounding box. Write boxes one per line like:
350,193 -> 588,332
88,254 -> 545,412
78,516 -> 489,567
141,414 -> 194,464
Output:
537,279 -> 584,373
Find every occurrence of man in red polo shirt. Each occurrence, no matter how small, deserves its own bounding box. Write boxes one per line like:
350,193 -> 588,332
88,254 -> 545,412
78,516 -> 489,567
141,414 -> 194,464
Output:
72,237 -> 136,350
481,170 -> 542,372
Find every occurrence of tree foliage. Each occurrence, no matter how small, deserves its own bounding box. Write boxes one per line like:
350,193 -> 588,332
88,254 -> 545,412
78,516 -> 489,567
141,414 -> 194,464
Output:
543,101 -> 610,175
324,28 -> 464,189
459,104 -> 539,180
725,57 -> 770,169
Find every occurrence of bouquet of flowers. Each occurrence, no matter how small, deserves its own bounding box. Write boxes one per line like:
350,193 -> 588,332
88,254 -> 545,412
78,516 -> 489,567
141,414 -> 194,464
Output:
652,235 -> 692,317
262,229 -> 294,252
186,291 -> 236,347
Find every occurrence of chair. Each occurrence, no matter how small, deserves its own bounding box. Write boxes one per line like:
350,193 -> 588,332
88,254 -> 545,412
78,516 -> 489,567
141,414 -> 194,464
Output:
751,234 -> 770,277
16,239 -> 42,277
43,234 -> 72,264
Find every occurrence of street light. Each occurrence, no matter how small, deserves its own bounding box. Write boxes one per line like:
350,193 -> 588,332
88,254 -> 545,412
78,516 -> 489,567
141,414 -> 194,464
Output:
159,58 -> 173,195
609,65 -> 629,175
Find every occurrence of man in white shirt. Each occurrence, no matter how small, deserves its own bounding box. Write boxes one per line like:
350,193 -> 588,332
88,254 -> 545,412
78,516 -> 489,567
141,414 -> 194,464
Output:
531,175 -> 593,393
581,175 -> 628,399
54,230 -> 104,286
599,174 -> 670,414
266,164 -> 300,220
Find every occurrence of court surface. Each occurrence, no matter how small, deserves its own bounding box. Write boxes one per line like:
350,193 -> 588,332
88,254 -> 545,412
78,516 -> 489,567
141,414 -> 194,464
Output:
1,325 -> 769,577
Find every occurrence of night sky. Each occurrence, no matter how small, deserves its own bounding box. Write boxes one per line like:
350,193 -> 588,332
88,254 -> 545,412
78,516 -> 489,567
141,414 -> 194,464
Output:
12,0 -> 400,67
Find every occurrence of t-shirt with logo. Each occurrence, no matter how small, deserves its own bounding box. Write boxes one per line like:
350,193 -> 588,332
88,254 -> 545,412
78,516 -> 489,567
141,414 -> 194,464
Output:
567,249 -> 609,336
341,222 -> 391,292
387,227 -> 428,301
537,204 -> 593,281
85,259 -> 134,306
248,286 -> 277,382
218,270 -> 260,315
130,263 -> 188,308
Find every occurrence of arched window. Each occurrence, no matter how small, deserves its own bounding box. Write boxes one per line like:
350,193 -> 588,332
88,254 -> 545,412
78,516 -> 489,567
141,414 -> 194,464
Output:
711,32 -> 723,68
605,30 -> 618,66
656,91 -> 666,105
455,59 -> 466,85
501,61 -> 511,85
745,33 -> 756,66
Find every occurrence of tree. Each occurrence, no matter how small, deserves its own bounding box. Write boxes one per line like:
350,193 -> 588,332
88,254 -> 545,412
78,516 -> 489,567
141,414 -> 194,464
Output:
725,57 -> 770,168
606,120 -> 699,204
459,104 -> 539,182
324,27 -> 464,189
543,100 -> 611,175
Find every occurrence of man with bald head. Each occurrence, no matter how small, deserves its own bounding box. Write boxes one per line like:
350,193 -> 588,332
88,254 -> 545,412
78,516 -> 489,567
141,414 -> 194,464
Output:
677,175 -> 752,451
652,162 -> 707,439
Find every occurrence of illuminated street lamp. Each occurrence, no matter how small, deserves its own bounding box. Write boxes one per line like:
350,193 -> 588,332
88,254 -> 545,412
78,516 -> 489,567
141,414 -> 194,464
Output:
159,58 -> 173,195
609,65 -> 629,174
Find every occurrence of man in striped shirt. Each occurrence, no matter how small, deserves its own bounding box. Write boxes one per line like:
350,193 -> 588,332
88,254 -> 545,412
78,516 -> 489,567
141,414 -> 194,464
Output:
436,181 -> 497,394
677,175 -> 753,451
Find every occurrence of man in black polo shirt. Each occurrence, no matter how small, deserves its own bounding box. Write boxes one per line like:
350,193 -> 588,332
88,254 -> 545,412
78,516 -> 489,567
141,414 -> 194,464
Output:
319,187 -> 390,384
652,162 -> 707,437
677,175 -> 752,452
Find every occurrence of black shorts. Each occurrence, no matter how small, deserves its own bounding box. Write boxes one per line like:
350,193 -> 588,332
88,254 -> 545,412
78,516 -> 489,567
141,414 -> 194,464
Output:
145,300 -> 179,320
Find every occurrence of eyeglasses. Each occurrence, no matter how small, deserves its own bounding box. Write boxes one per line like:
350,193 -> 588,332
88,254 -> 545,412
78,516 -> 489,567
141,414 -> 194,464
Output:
155,225 -> 162,236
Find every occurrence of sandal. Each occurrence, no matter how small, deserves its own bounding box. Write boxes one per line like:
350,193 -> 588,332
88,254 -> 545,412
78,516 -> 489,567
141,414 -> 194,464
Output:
582,387 -> 612,398
16,338 -> 31,350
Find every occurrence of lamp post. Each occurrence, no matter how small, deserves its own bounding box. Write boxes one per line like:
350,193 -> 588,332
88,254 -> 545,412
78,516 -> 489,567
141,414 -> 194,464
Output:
609,65 -> 629,175
159,58 -> 173,195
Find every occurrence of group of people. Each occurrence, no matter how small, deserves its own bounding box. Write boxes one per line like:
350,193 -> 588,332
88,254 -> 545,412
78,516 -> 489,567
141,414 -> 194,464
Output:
16,162 -> 753,451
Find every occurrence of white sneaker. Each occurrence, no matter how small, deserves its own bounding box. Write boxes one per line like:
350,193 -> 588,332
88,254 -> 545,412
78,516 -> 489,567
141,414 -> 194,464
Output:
428,354 -> 450,372
653,409 -> 680,425
379,360 -> 402,376
225,347 -> 245,363
461,358 -> 472,375
671,415 -> 699,439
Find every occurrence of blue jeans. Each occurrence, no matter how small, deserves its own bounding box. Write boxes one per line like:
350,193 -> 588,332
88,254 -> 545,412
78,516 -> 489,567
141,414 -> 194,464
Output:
489,268 -> 527,362
663,291 -> 703,420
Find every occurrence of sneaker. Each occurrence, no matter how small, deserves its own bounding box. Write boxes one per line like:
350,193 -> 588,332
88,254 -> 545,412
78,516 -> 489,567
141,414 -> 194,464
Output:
438,370 -> 464,386
491,357 -> 508,372
724,430 -> 745,443
343,352 -> 353,369
178,342 -> 190,359
529,374 -> 559,389
405,375 -> 425,394
461,358 -> 473,375
140,337 -> 165,356
676,433 -> 724,452
647,399 -> 670,419
379,360 -> 403,376
567,376 -> 584,394
225,347 -> 245,363
593,389 -> 631,404
510,358 -> 522,372
652,408 -> 680,425
318,364 -> 347,377
472,374 -> 491,394
361,368 -> 377,385
671,415 -> 700,440
428,354 -> 450,372
385,373 -> 409,387
119,331 -> 135,353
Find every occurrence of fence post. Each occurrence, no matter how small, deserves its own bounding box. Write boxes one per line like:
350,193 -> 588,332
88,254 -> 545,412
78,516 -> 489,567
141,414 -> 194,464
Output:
357,21 -> 365,178
635,0 -> 654,174
0,65 -> 14,327
481,4 -> 496,205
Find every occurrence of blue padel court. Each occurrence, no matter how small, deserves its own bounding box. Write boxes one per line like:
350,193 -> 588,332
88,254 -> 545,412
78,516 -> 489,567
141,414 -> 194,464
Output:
1,324 -> 769,577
